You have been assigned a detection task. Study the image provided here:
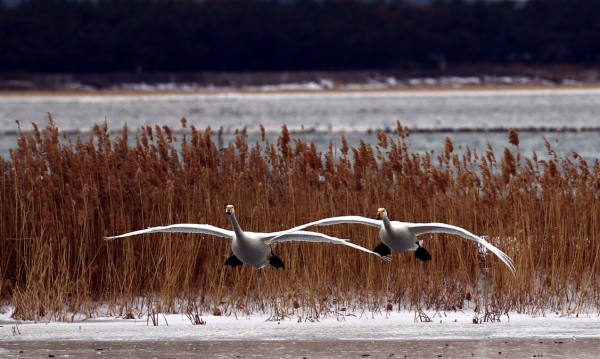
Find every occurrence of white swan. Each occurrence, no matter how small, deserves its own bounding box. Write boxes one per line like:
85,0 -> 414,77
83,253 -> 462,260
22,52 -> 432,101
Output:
270,208 -> 515,273
104,204 -> 386,269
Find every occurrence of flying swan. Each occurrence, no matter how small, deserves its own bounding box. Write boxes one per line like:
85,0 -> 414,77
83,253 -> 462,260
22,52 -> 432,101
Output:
270,208 -> 515,273
104,205 -> 386,269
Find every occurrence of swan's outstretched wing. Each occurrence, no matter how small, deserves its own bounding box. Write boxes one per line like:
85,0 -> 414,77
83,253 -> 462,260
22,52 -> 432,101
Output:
270,215 -> 381,242
104,224 -> 234,241
262,230 -> 388,259
407,223 -> 515,273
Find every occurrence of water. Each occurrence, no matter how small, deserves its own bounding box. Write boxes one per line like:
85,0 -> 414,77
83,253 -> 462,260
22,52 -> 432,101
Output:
0,338 -> 596,358
1,89 -> 599,163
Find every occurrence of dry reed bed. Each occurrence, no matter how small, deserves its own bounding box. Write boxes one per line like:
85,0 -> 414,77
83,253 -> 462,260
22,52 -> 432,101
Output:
1,117 -> 599,322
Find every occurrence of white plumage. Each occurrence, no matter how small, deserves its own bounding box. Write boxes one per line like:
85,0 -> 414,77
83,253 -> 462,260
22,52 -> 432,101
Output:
104,204 -> 386,269
270,207 -> 515,273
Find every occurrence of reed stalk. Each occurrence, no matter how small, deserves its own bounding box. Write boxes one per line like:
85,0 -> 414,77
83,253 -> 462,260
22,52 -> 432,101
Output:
1,117 -> 599,320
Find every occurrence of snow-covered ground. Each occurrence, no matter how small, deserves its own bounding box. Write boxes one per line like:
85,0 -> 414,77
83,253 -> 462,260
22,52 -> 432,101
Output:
2,308 -> 600,342
3,308 -> 600,358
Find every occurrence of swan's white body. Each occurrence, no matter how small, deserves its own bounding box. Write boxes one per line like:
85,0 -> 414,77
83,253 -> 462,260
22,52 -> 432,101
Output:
104,205 -> 384,269
271,208 -> 515,273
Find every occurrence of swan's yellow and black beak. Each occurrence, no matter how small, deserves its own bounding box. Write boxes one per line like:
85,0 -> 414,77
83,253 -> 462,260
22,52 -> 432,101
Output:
226,205 -> 234,215
376,208 -> 384,220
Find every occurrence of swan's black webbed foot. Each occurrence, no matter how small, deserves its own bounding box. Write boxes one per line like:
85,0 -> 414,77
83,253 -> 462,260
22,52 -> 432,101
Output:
373,242 -> 392,257
415,242 -> 432,262
268,250 -> 285,269
224,254 -> 244,267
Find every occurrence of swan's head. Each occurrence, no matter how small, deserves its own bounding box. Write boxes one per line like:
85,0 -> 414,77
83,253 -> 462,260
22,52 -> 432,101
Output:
376,208 -> 386,220
225,205 -> 235,216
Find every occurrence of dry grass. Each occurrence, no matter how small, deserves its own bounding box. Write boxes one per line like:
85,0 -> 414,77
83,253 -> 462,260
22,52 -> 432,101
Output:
1,116 -> 599,321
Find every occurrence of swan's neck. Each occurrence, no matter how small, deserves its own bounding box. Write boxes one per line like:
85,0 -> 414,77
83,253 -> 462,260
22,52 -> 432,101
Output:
382,214 -> 393,232
228,213 -> 245,238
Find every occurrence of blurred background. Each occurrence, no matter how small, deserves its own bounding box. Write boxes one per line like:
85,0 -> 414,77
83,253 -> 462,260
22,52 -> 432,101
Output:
1,0 -> 598,84
1,0 -> 599,161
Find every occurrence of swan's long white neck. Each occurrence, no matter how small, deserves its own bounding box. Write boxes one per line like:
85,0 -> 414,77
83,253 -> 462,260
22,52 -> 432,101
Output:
382,212 -> 393,232
228,213 -> 244,238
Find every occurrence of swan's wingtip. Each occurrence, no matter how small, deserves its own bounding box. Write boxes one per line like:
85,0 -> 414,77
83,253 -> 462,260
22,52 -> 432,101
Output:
502,260 -> 516,275
103,236 -> 116,241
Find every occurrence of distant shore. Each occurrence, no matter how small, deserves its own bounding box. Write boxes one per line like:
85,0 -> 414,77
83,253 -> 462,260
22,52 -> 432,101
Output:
2,65 -> 600,96
2,82 -> 600,98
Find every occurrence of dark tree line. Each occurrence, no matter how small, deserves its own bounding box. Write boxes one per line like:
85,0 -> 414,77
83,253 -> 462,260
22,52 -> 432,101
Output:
1,0 -> 600,73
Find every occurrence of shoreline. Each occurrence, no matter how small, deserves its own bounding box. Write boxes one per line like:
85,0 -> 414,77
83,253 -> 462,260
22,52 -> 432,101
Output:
2,82 -> 600,98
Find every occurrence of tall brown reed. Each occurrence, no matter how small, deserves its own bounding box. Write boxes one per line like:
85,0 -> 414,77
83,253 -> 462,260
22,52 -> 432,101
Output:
1,116 -> 599,321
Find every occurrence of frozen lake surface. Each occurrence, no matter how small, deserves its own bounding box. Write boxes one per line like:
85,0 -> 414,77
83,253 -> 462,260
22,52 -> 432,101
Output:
1,88 -> 600,163
2,89 -> 600,133
1,338 -> 598,358
2,310 -> 600,358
